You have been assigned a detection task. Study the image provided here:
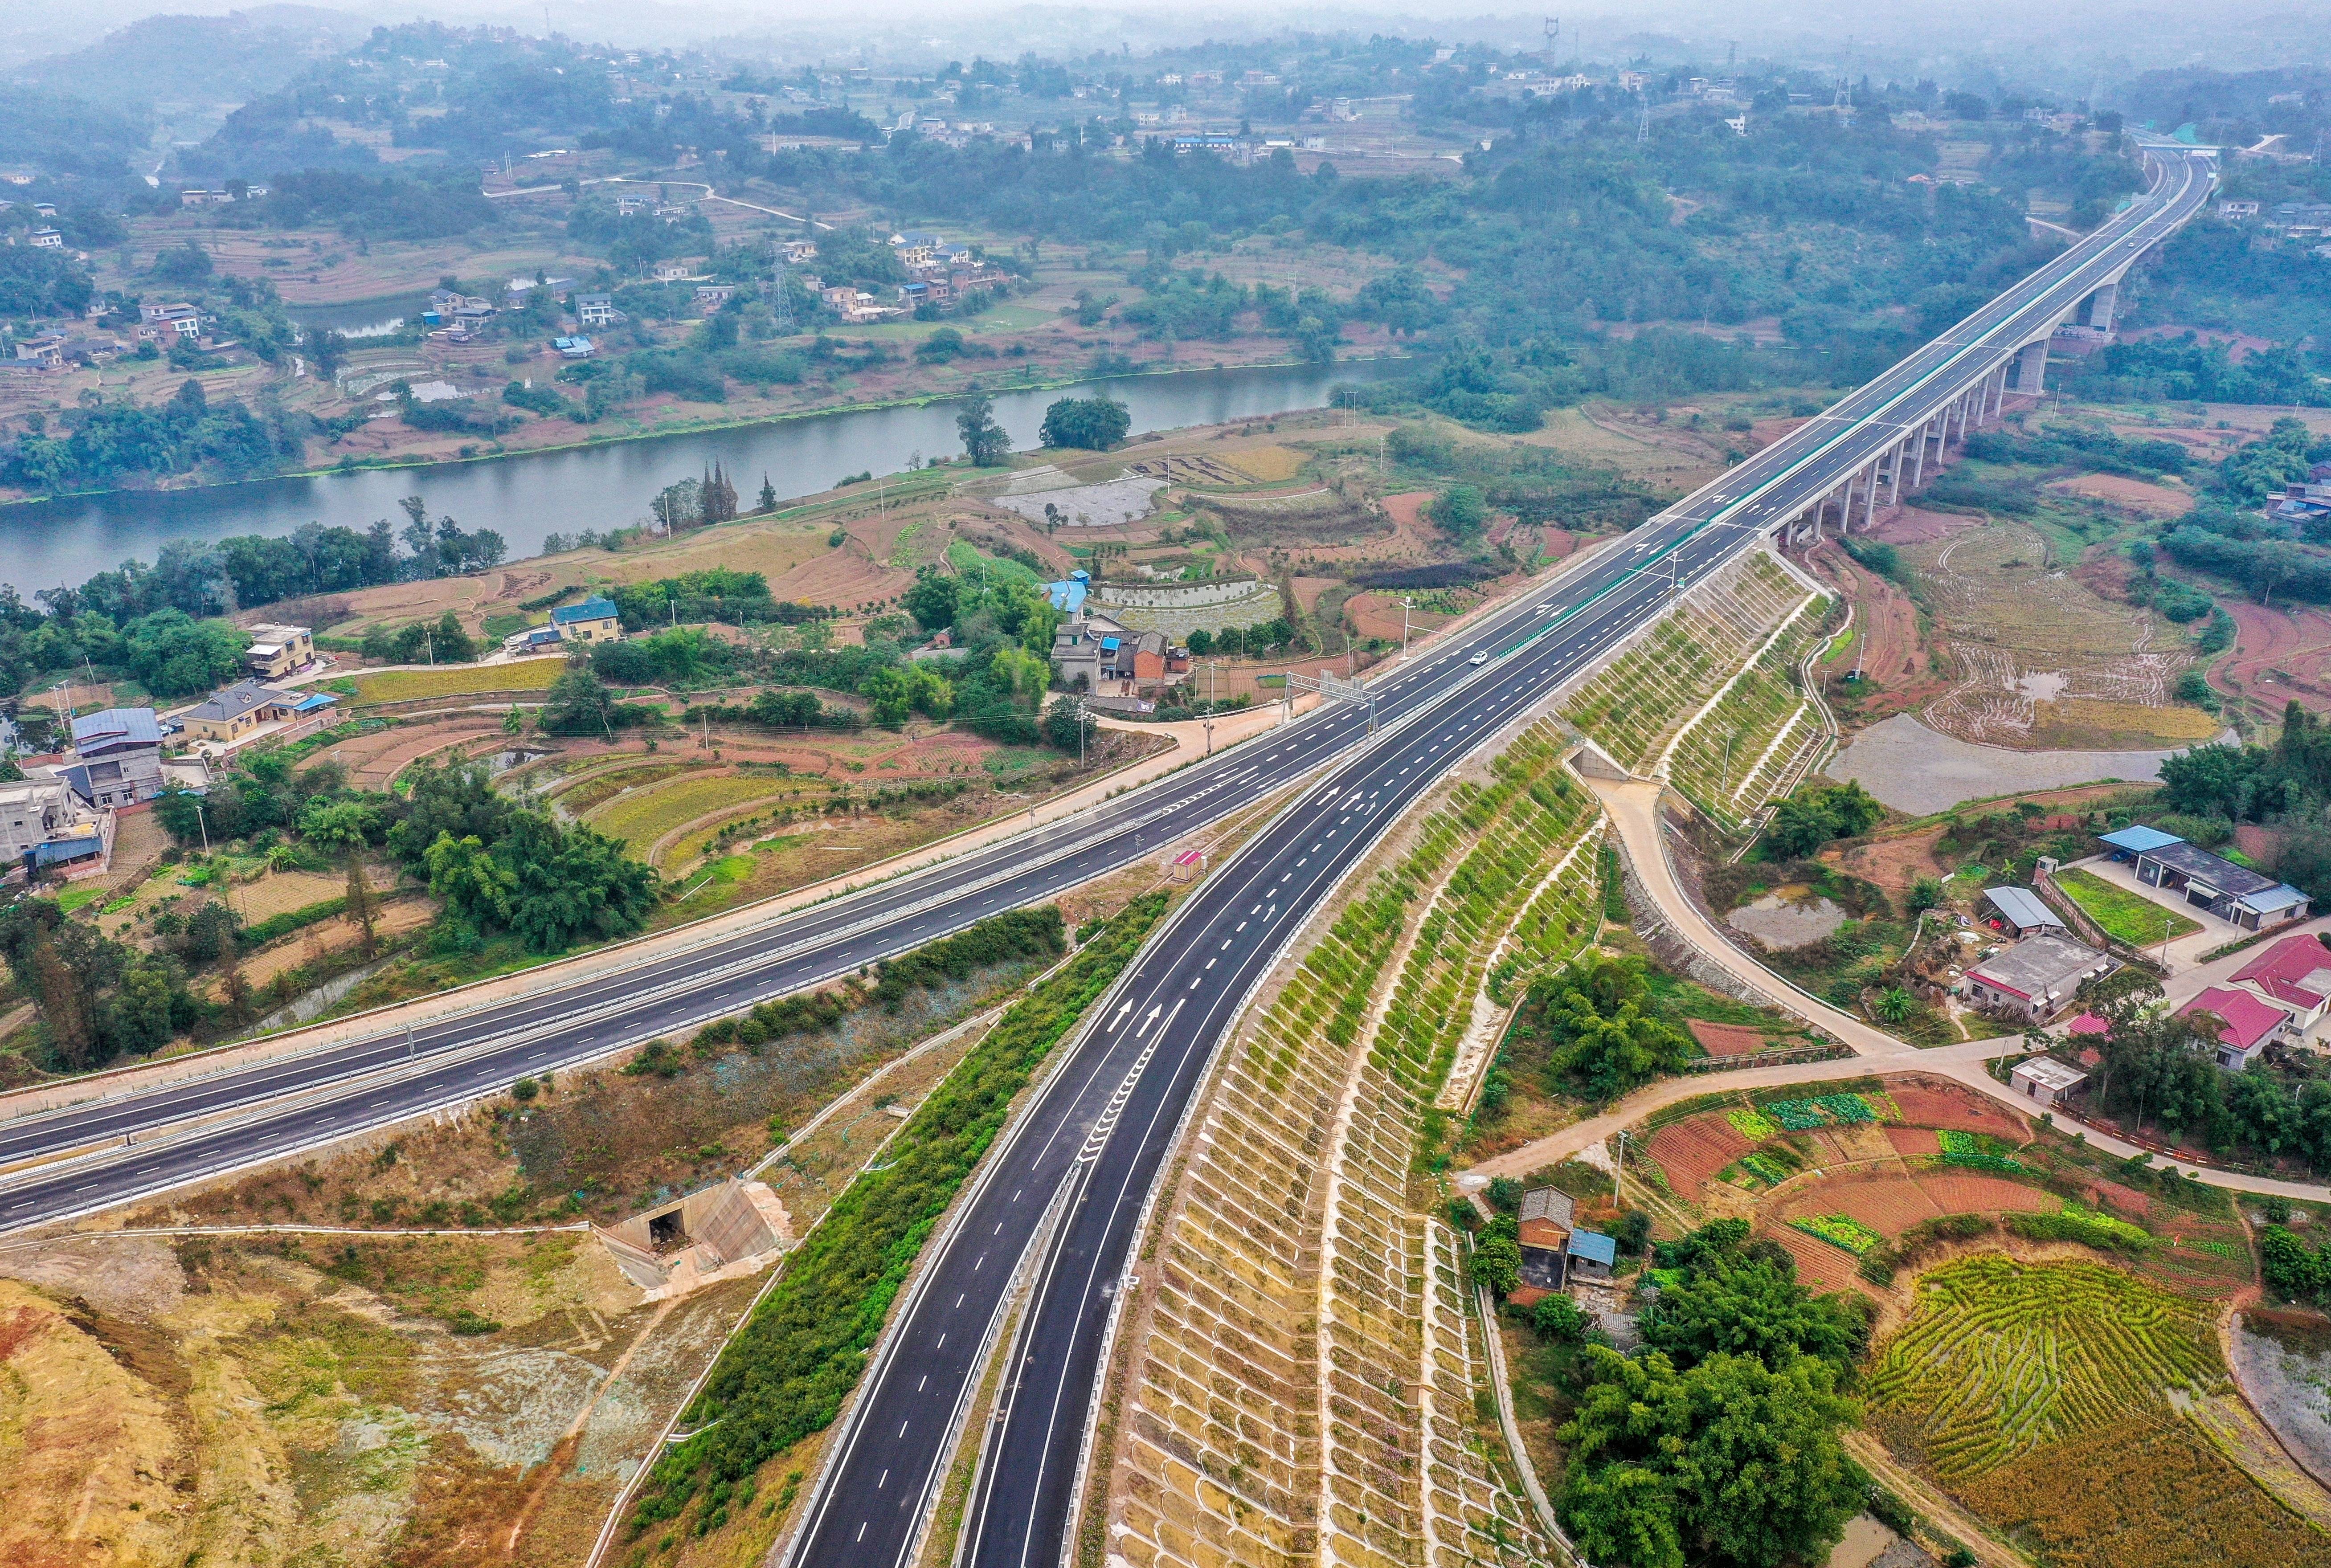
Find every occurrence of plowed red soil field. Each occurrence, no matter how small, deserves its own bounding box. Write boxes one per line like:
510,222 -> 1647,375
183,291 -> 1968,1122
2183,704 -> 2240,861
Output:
1769,1225 -> 1863,1293
2211,597 -> 2331,717
1777,1174 -> 1945,1234
1890,1082 -> 2030,1140
1887,1127 -> 1941,1158
1686,1019 -> 1771,1057
1648,1116 -> 1753,1194
1913,1172 -> 2059,1217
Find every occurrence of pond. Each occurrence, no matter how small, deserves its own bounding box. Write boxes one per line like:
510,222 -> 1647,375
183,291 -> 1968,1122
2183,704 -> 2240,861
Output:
1726,891 -> 1851,949
0,358 -> 1407,595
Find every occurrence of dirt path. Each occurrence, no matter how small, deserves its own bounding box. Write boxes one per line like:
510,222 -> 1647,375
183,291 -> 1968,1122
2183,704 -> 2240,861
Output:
505,1297 -> 678,1556
1472,773 -> 2331,1204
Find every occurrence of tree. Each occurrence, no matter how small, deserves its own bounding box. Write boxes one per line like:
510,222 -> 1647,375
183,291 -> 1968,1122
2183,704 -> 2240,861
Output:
903,567 -> 960,632
344,857 -> 379,958
1473,1232 -> 1522,1296
541,665 -> 617,735
1529,953 -> 1694,1098
1043,694 -> 1095,755
1532,1294 -> 1591,1343
1559,1348 -> 1864,1568
957,392 -> 1010,466
1431,484 -> 1488,539
217,923 -> 251,1025
1641,1255 -> 1868,1371
121,610 -> 246,699
424,832 -> 517,931
1038,395 -> 1131,450
757,474 -> 777,511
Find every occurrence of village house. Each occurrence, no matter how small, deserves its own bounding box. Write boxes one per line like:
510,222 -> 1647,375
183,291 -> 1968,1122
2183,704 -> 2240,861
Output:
575,293 -> 622,328
0,772 -> 107,878
1963,933 -> 2115,1023
12,331 -> 65,369
549,596 -> 622,644
65,706 -> 166,807
694,283 -> 736,312
1509,1186 -> 1575,1307
28,228 -> 62,249
2176,984 -> 2292,1070
1983,886 -> 2069,939
184,680 -> 333,748
2228,934 -> 2331,1038
241,623 -> 314,679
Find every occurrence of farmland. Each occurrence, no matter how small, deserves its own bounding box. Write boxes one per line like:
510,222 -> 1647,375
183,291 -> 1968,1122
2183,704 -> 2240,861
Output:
2051,866 -> 2202,945
584,770 -> 801,858
344,657 -> 566,704
1868,1257 -> 2331,1568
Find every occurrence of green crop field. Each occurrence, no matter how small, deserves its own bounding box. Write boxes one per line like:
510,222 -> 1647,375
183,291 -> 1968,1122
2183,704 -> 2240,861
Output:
350,657 -> 565,703
2050,868 -> 2200,945
1866,1256 -> 2219,1479
588,773 -> 795,853
1871,1256 -> 2326,1568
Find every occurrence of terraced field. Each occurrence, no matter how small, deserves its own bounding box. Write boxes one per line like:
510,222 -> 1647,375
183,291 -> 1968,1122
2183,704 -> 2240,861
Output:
1558,550 -> 1832,829
347,656 -> 566,703
1868,1256 -> 2330,1568
585,771 -> 797,857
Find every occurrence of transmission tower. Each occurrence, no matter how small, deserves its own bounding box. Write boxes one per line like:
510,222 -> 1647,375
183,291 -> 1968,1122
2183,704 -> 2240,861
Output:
1543,16 -> 1558,62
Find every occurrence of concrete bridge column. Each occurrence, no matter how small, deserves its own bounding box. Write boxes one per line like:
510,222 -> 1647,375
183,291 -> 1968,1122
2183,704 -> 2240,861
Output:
1987,363 -> 2008,422
1910,422 -> 1929,489
2087,281 -> 2118,331
2015,339 -> 2049,394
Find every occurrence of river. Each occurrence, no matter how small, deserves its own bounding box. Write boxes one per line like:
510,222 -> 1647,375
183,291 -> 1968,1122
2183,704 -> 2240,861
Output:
0,359 -> 1406,594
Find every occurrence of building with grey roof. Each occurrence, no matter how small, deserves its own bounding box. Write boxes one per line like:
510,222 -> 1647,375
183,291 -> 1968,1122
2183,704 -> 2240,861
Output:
1965,933 -> 2115,1023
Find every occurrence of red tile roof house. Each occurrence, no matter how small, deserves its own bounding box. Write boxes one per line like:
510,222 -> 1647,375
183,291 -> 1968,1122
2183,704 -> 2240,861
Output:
2177,984 -> 2292,1070
2229,935 -> 2331,1035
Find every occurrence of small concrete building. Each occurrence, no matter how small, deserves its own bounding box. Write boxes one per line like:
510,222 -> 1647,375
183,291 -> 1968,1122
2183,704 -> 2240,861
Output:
242,623 -> 313,678
0,773 -> 106,875
1566,1229 -> 1618,1284
551,595 -> 622,644
66,706 -> 165,806
1964,933 -> 2115,1023
2098,825 -> 2311,932
2009,1056 -> 2090,1108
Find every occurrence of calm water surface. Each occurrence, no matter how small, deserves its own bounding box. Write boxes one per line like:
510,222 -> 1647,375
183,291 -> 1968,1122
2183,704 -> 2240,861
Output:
2,360 -> 1403,594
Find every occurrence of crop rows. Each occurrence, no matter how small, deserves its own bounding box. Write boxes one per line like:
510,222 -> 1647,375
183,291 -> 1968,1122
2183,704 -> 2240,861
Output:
1558,550 -> 1823,774
1792,1214 -> 1885,1254
1112,725 -> 1593,1568
1726,1107 -> 1779,1142
1937,1128 -> 2024,1173
1761,1092 -> 1891,1131
1865,1256 -> 2221,1480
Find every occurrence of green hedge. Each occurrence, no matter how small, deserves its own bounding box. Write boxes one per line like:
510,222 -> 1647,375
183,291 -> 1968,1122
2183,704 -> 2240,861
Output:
241,895 -> 348,947
628,890 -> 1170,1535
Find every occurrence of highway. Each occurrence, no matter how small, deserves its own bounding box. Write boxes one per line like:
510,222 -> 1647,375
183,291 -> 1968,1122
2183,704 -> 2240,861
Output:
783,144 -> 2217,1568
0,135 -> 2211,1568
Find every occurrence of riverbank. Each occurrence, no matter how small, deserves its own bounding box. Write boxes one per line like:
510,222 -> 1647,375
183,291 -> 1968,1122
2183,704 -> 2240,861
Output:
0,356 -> 1415,592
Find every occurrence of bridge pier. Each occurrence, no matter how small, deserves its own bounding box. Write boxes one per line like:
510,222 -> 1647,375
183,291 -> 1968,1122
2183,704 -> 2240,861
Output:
2015,339 -> 2049,394
2087,281 -> 2118,331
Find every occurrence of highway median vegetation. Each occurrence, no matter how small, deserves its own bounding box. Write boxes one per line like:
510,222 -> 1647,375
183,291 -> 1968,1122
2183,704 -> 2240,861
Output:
627,890 -> 1169,1537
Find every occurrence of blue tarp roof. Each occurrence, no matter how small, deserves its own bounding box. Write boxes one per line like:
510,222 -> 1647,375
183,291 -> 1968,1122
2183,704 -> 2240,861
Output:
551,596 -> 619,625
1567,1229 -> 1618,1266
1045,578 -> 1088,614
291,692 -> 338,713
2100,825 -> 2183,853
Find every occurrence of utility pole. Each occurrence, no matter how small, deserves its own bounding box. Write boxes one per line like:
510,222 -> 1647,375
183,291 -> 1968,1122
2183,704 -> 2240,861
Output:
1612,1129 -> 1631,1211
1401,596 -> 1414,659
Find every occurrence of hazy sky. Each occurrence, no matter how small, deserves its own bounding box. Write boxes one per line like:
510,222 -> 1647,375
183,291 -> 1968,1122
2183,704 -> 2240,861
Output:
0,0 -> 2319,86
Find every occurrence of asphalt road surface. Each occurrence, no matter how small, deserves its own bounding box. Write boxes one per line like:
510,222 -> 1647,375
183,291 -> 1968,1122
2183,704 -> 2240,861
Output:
782,145 -> 2216,1568
1,138 -> 2212,1562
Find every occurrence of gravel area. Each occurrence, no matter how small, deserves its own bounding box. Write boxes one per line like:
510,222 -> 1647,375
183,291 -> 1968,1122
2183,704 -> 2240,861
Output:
1832,712 -> 2214,815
